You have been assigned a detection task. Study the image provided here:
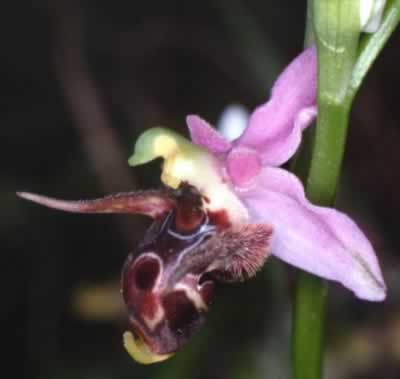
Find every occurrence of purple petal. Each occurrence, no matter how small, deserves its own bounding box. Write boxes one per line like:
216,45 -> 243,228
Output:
225,147 -> 262,187
238,167 -> 386,301
236,47 -> 317,166
186,115 -> 232,154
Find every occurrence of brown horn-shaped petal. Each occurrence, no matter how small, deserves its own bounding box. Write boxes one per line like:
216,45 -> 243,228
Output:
206,224 -> 273,282
167,223 -> 273,287
17,190 -> 175,219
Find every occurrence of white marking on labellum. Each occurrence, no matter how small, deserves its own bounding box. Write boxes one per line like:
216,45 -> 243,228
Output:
134,252 -> 164,292
175,275 -> 208,312
143,305 -> 165,331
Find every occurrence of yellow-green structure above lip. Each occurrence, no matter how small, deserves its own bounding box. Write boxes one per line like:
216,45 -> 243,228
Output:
128,127 -> 249,224
128,127 -> 206,189
123,331 -> 173,365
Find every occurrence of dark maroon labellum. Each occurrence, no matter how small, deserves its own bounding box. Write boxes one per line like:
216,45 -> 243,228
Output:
17,183 -> 272,356
121,185 -> 218,354
120,184 -> 272,354
133,256 -> 160,291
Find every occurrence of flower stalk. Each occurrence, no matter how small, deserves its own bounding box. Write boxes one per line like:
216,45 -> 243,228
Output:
292,1 -> 399,379
293,1 -> 360,378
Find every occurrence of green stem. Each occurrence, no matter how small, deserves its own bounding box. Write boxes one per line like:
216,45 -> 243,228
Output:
292,274 -> 328,379
292,1 -> 360,379
304,0 -> 315,47
306,100 -> 351,204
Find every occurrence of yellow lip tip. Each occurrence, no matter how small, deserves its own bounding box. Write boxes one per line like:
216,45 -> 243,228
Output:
123,331 -> 174,365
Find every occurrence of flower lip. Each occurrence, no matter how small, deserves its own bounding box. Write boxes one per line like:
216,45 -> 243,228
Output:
119,181 -> 269,359
120,185 -> 221,361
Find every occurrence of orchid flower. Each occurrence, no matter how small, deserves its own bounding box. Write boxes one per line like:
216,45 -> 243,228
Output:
17,47 -> 386,365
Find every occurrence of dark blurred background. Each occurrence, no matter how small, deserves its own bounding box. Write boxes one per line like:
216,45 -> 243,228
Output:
2,1 -> 400,378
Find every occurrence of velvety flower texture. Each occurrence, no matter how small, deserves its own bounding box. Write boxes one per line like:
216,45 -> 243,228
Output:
186,47 -> 386,302
18,47 -> 386,365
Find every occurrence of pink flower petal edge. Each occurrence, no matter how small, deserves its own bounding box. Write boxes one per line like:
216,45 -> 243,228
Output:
186,115 -> 231,154
237,47 -> 317,166
186,47 -> 386,301
239,167 -> 386,301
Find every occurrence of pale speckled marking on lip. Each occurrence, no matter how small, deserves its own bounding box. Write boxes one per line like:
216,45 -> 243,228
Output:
142,304 -> 165,331
130,253 -> 165,331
